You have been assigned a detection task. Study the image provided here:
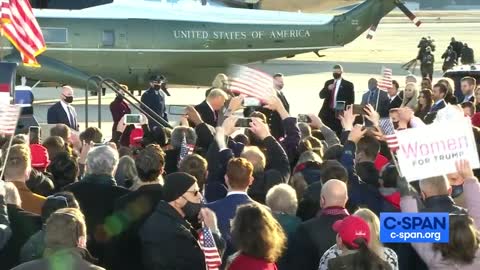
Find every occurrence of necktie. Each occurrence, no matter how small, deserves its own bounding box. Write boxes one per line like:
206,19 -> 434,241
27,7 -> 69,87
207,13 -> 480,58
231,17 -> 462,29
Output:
67,106 -> 75,128
330,80 -> 337,108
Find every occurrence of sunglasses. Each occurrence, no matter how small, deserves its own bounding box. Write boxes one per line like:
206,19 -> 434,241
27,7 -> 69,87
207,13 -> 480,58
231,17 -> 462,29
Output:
186,189 -> 200,197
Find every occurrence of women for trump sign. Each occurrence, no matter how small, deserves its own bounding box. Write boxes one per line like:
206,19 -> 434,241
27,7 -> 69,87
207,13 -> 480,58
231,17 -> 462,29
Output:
396,118 -> 480,181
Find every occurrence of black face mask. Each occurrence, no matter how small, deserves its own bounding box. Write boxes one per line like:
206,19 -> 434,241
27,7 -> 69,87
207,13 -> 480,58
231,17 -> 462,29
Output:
116,94 -> 124,100
153,84 -> 161,91
333,73 -> 341,80
64,96 -> 73,104
182,200 -> 202,221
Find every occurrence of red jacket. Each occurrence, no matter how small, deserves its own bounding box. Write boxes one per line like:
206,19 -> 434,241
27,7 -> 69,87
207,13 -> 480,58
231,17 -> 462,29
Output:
228,254 -> 278,270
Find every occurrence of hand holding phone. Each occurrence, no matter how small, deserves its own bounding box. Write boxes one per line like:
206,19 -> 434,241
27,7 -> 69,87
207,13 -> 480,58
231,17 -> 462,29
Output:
352,105 -> 367,115
243,97 -> 261,107
29,126 -> 41,144
124,114 -> 142,124
235,118 -> 253,128
298,114 -> 312,123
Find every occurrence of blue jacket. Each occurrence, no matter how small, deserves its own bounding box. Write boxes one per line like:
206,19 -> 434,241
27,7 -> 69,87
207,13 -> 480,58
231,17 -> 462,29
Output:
207,193 -> 254,259
341,141 -> 384,215
140,88 -> 167,129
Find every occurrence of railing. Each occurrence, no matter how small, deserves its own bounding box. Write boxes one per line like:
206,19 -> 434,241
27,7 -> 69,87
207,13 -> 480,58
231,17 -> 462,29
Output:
85,75 -> 172,129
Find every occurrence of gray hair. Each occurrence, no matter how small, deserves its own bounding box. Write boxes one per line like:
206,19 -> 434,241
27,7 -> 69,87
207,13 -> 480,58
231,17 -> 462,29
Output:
86,146 -> 119,176
171,127 -> 197,149
266,184 -> 298,216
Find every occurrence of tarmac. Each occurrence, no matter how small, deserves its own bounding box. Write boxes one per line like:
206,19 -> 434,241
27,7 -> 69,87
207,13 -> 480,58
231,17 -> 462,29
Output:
29,16 -> 478,137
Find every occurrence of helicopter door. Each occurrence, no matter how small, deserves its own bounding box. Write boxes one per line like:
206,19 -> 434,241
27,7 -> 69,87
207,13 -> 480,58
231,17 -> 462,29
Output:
126,19 -> 154,74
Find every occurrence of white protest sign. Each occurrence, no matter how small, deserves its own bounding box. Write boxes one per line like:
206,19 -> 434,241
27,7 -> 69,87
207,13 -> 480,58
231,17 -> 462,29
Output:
396,118 -> 479,181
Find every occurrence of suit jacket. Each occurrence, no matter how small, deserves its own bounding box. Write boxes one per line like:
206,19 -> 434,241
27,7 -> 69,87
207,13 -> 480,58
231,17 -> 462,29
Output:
361,88 -> 390,117
288,211 -> 349,270
389,95 -> 403,110
424,100 -> 447,124
194,100 -> 217,127
319,78 -> 354,135
207,193 -> 254,259
47,101 -> 78,130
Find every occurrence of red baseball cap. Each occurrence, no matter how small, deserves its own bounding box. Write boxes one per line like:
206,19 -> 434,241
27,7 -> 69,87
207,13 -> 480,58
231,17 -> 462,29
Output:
471,113 -> 480,128
332,215 -> 370,249
129,128 -> 144,147
29,144 -> 50,169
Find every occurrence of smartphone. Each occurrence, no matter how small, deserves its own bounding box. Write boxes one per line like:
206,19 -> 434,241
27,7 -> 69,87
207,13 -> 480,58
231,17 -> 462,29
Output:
124,114 -> 142,124
28,126 -> 41,144
168,105 -> 187,115
335,101 -> 346,111
298,114 -> 312,123
235,118 -> 253,128
243,97 -> 261,107
353,104 -> 367,115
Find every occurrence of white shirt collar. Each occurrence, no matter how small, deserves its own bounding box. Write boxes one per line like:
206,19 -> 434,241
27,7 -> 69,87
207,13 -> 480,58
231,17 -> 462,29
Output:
434,99 -> 444,106
227,191 -> 248,197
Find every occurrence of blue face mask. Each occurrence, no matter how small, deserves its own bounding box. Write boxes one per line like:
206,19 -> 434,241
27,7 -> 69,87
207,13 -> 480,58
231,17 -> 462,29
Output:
369,85 -> 377,91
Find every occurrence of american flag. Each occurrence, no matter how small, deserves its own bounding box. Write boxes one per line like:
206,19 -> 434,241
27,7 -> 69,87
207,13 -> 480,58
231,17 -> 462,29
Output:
177,134 -> 194,167
228,65 -> 276,103
198,198 -> 222,270
0,104 -> 20,135
0,0 -> 46,66
378,67 -> 393,91
379,117 -> 399,152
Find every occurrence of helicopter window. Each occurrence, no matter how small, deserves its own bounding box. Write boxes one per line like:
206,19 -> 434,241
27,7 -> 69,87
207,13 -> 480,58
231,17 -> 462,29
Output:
102,30 -> 115,47
41,27 -> 68,44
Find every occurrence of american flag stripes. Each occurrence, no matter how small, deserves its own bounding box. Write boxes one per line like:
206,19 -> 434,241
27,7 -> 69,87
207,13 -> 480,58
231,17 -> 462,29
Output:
0,104 -> 20,135
177,135 -> 194,167
0,0 -> 46,66
378,67 -> 393,91
228,65 -> 275,103
379,117 -> 399,152
198,221 -> 222,270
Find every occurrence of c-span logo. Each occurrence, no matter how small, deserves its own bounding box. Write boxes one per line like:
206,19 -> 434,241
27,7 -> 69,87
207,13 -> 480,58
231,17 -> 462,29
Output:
380,213 -> 449,243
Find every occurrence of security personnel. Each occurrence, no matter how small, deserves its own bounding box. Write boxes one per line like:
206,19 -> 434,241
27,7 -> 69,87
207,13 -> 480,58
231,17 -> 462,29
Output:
420,46 -> 435,81
141,75 -> 169,130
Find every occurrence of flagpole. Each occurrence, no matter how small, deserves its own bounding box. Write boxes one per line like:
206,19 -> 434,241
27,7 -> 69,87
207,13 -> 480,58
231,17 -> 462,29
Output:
389,150 -> 403,178
0,26 -> 4,61
0,135 -> 14,181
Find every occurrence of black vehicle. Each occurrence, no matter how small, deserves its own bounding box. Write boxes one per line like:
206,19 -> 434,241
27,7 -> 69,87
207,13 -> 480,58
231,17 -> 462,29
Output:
443,64 -> 480,101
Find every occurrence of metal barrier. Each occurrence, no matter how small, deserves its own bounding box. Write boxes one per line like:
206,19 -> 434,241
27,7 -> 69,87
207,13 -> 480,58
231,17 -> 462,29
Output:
85,76 -> 172,129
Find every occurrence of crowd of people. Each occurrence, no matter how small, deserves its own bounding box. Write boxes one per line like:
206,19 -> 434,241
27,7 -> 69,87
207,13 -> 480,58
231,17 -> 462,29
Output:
413,36 -> 476,79
2,63 -> 480,270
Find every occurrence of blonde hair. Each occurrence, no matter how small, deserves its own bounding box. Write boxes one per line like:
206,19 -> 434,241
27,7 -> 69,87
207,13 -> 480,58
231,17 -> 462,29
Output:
354,208 -> 384,258
402,82 -> 418,110
207,88 -> 228,100
266,184 -> 298,215
241,146 -> 266,172
212,73 -> 228,89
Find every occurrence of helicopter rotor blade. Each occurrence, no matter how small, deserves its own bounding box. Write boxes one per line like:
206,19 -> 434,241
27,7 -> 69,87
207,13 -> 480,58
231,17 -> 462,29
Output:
395,0 -> 422,27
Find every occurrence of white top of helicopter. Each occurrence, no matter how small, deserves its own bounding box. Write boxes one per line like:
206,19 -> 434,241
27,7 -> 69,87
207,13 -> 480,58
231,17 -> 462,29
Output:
34,0 -> 335,25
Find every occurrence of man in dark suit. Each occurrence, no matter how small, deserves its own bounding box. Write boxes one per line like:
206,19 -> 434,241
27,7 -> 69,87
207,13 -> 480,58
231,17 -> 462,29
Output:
424,83 -> 448,124
257,73 -> 290,139
194,88 -> 227,127
319,65 -> 355,136
288,179 -> 349,270
141,75 -> 168,130
107,145 -> 164,270
460,76 -> 476,104
361,78 -> 390,118
47,85 -> 79,131
207,158 -> 255,260
388,80 -> 403,110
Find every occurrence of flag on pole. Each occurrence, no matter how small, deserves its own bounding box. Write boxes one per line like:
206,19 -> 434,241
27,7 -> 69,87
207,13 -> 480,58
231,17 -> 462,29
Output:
378,67 -> 393,91
177,134 -> 194,167
228,65 -> 276,103
379,117 -> 399,152
0,0 -> 46,67
0,104 -> 20,135
198,197 -> 222,270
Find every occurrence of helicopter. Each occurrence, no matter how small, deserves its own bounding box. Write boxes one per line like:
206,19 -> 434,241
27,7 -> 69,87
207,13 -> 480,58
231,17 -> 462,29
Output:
1,0 -> 420,89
